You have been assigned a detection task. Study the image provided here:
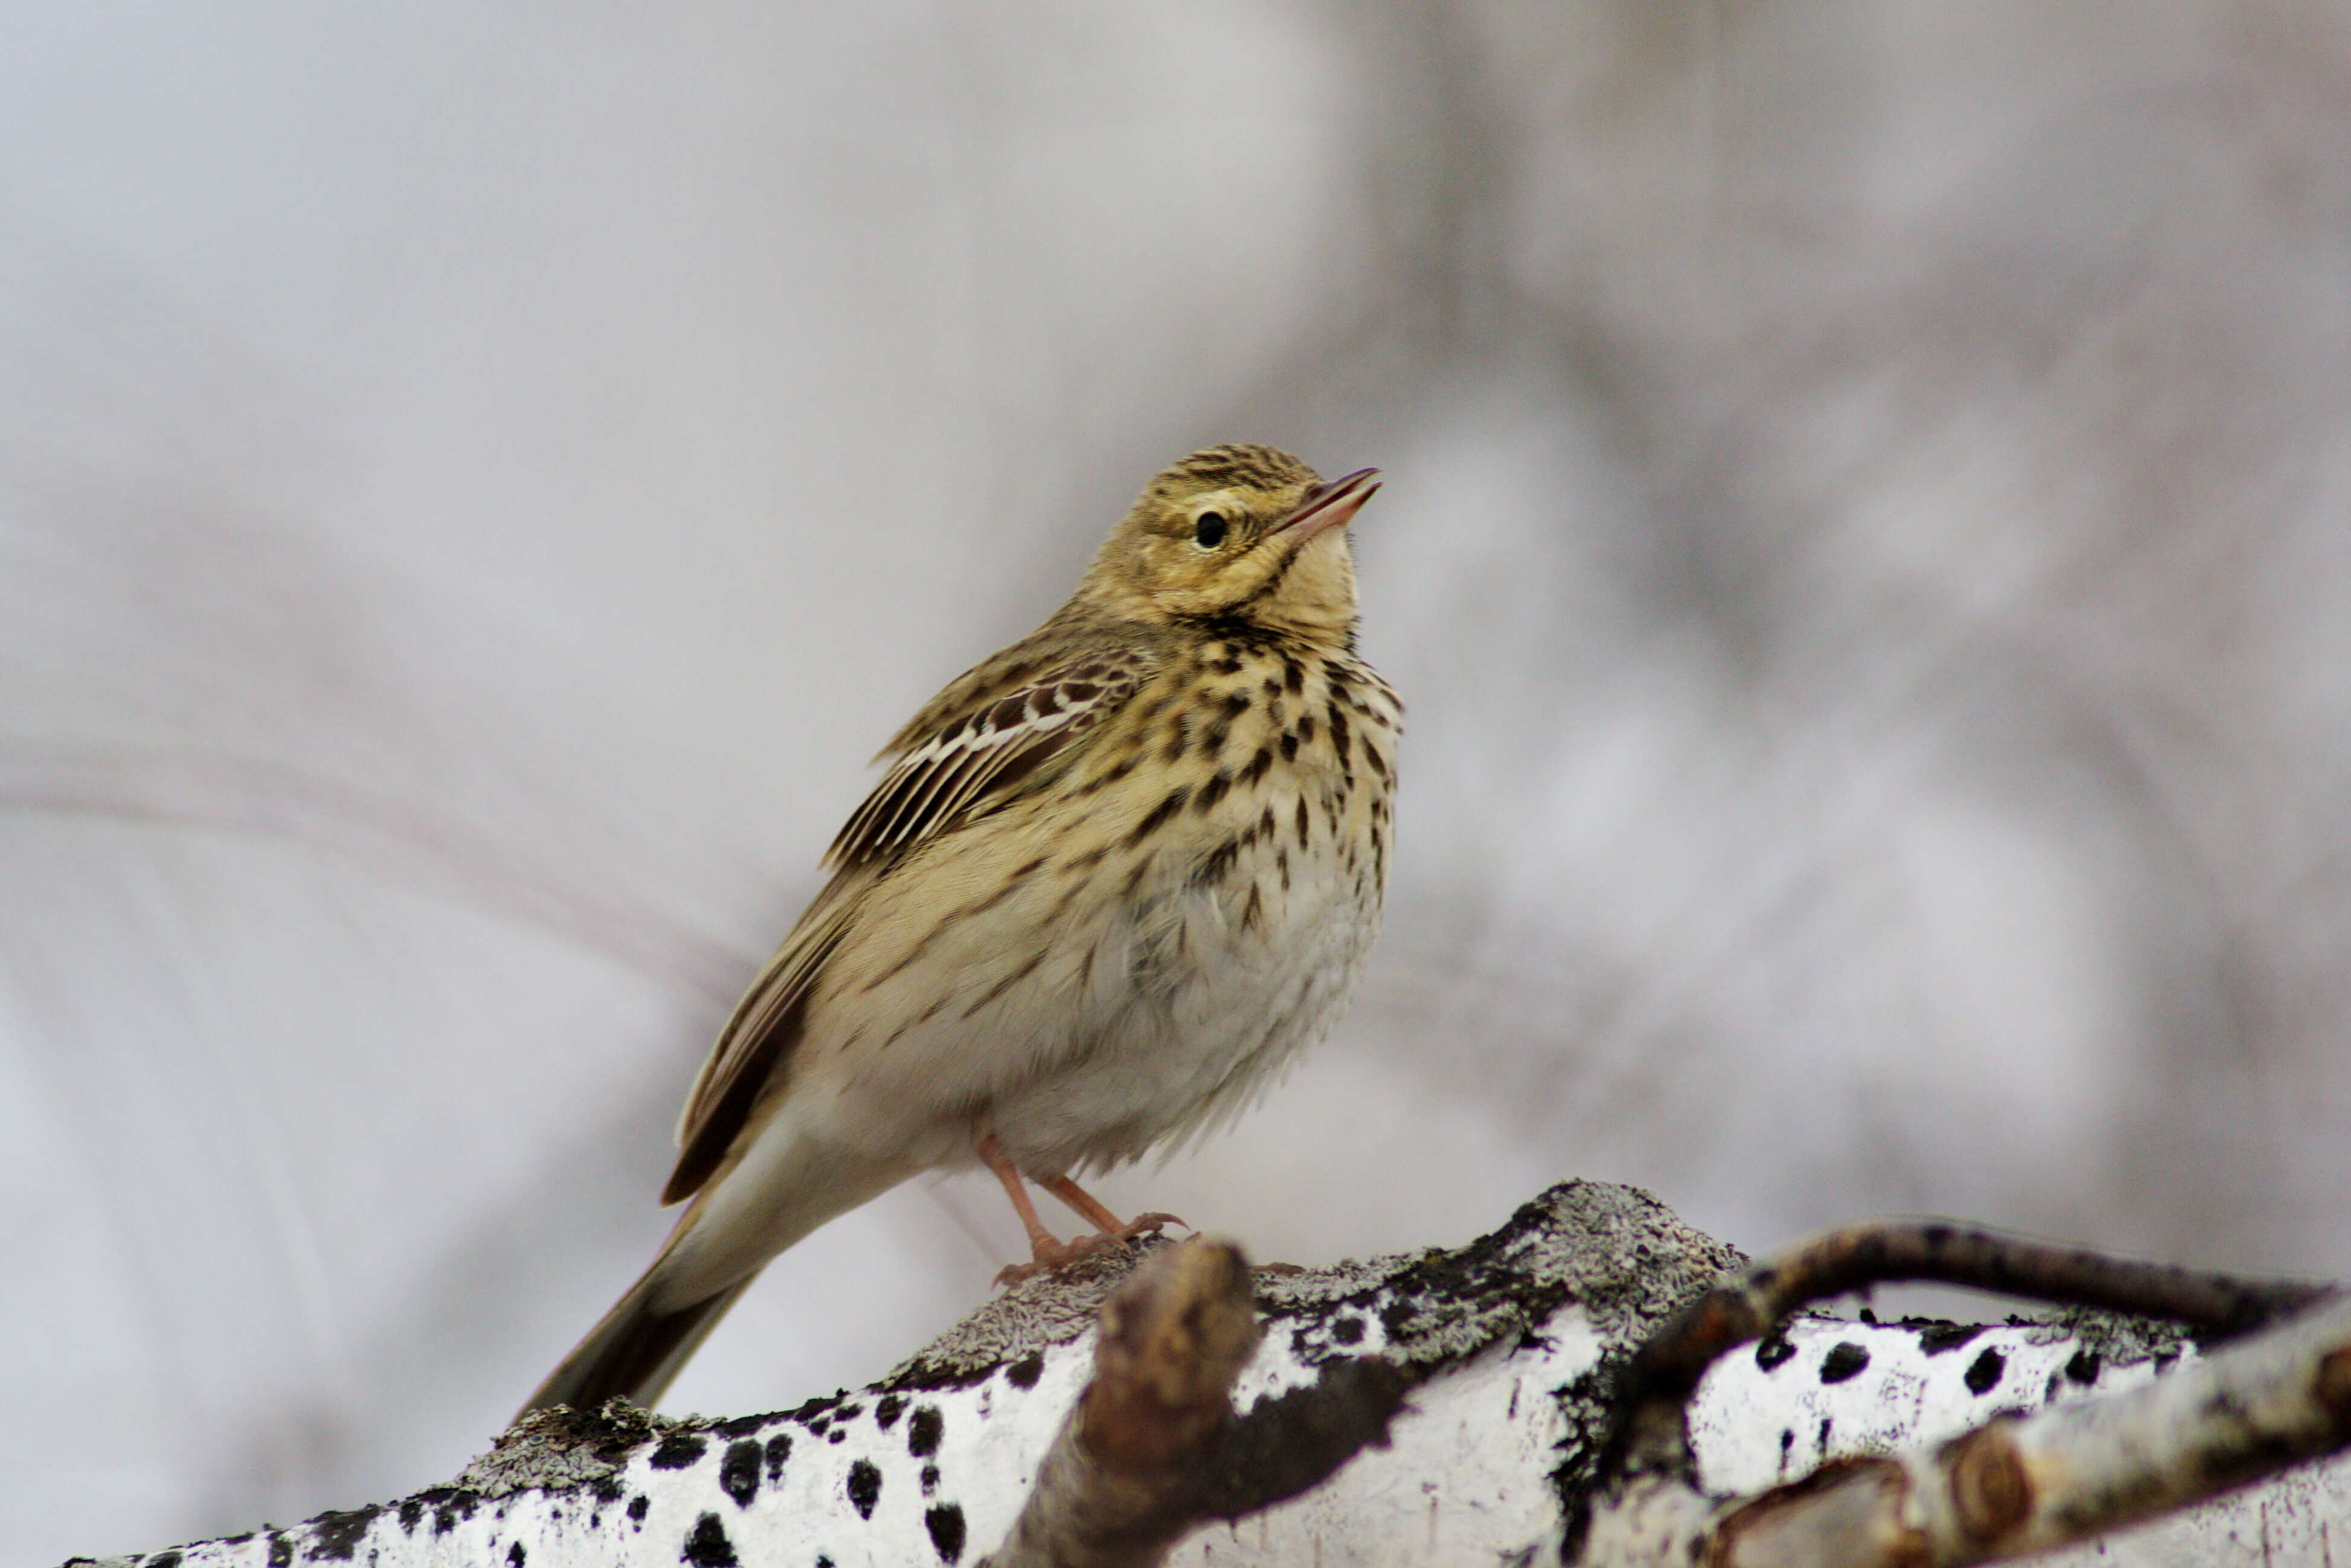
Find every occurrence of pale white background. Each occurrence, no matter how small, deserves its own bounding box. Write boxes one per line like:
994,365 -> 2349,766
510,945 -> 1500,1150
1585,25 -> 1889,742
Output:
4,4 -> 2347,1561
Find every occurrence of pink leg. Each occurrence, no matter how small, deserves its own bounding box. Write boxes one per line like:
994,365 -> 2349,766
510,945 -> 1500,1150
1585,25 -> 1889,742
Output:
974,1132 -> 1185,1285
976,1130 -> 1068,1262
1038,1172 -> 1183,1242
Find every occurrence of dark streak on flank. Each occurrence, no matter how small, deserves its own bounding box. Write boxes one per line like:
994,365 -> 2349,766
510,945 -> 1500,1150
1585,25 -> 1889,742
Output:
864,854 -> 1041,997
962,948 -> 1046,1020
1090,752 -> 1141,793
1191,836 -> 1243,888
1038,874 -> 1093,928
1120,856 -> 1153,899
1127,786 -> 1191,847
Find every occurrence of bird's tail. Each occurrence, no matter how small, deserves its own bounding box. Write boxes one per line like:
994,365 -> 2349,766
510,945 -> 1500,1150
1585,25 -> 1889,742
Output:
519,1111 -> 917,1419
518,1249 -> 763,1418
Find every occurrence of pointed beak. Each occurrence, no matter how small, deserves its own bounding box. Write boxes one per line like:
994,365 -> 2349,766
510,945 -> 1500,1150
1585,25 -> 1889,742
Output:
1271,467 -> 1381,544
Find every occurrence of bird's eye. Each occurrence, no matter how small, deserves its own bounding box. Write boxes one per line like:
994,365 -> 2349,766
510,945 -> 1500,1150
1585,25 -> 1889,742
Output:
1192,512 -> 1228,549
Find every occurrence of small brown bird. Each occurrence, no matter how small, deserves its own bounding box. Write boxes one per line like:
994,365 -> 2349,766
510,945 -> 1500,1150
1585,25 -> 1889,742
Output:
523,445 -> 1398,1415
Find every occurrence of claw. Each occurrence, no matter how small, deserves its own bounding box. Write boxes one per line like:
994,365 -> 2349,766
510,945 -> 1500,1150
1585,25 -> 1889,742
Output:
976,1129 -> 1192,1287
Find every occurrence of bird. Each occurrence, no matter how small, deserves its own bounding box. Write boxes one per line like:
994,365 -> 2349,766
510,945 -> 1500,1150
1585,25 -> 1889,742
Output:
521,443 -> 1399,1416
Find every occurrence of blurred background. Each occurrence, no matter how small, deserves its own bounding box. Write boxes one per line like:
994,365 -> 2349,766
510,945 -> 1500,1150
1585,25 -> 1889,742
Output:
3,1 -> 2347,1558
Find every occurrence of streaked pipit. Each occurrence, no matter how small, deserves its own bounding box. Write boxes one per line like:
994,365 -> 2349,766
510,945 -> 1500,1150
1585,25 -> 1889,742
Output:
523,444 -> 1399,1415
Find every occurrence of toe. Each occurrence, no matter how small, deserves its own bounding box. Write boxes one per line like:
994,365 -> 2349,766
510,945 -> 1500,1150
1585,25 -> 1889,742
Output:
1116,1210 -> 1186,1240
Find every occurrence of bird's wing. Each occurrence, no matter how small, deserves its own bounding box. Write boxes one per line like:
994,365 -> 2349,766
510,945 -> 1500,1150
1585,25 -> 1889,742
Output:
663,642 -> 1153,1203
664,881 -> 863,1203
822,645 -> 1154,869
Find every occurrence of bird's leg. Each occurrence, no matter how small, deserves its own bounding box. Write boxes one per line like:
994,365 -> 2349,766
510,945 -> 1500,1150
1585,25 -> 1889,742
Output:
1037,1172 -> 1183,1245
976,1131 -> 1183,1285
976,1130 -> 1069,1264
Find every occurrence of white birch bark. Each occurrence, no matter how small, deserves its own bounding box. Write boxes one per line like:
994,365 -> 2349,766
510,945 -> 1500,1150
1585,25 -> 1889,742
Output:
65,1183 -> 2351,1568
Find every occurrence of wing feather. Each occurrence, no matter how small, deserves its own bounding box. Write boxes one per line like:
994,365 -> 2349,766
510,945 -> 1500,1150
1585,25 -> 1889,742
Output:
665,885 -> 861,1201
822,650 -> 1150,869
665,642 -> 1156,1201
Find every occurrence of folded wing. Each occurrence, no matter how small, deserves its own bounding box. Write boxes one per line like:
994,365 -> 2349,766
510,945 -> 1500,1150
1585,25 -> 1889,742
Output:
663,644 -> 1153,1203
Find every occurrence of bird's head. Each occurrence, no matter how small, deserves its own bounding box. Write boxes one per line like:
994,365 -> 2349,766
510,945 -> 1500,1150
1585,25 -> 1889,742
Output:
1076,444 -> 1381,642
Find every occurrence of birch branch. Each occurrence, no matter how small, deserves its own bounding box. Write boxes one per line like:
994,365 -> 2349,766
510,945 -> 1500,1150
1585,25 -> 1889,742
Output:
62,1183 -> 2351,1568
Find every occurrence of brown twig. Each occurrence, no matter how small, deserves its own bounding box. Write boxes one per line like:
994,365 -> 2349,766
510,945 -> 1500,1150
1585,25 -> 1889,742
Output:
980,1237 -> 1407,1568
1694,1295 -> 2351,1567
1627,1219 -> 2337,1410
1577,1219 -> 2351,1567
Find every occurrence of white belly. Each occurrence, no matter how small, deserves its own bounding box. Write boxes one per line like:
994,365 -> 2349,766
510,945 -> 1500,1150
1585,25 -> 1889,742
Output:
989,841 -> 1382,1171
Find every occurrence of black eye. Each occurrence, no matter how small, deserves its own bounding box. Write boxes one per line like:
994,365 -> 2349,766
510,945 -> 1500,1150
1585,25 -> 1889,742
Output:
1192,512 -> 1228,549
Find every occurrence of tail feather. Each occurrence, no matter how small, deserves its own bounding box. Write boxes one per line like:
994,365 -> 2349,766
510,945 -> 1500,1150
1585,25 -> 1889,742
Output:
519,1264 -> 763,1419
521,1111 -> 917,1418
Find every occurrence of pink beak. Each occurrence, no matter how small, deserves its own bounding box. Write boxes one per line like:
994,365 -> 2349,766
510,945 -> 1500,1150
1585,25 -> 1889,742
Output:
1271,467 -> 1381,543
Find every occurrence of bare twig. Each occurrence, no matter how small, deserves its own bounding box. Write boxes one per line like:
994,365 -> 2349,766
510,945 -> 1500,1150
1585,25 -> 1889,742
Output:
1633,1295 -> 2351,1567
1629,1220 -> 2337,1410
1578,1220 -> 2351,1567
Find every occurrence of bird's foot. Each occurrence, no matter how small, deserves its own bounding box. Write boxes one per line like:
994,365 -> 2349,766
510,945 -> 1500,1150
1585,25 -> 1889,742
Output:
992,1212 -> 1188,1288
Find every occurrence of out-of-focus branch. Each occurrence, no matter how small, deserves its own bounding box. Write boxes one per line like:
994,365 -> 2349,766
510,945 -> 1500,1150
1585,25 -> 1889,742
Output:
1578,1221 -> 2351,1567
983,1239 -> 1262,1568
1598,1294 -> 2351,1567
1629,1220 -> 2338,1412
982,1238 -> 1409,1568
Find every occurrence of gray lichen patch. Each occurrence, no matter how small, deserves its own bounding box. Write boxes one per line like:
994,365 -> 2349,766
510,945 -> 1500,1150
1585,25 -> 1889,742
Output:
104,1181 -> 1756,1566
886,1180 -> 1747,1391
1259,1180 -> 1749,1373
2027,1305 -> 2192,1365
884,1242 -> 1157,1390
460,1400 -> 689,1497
